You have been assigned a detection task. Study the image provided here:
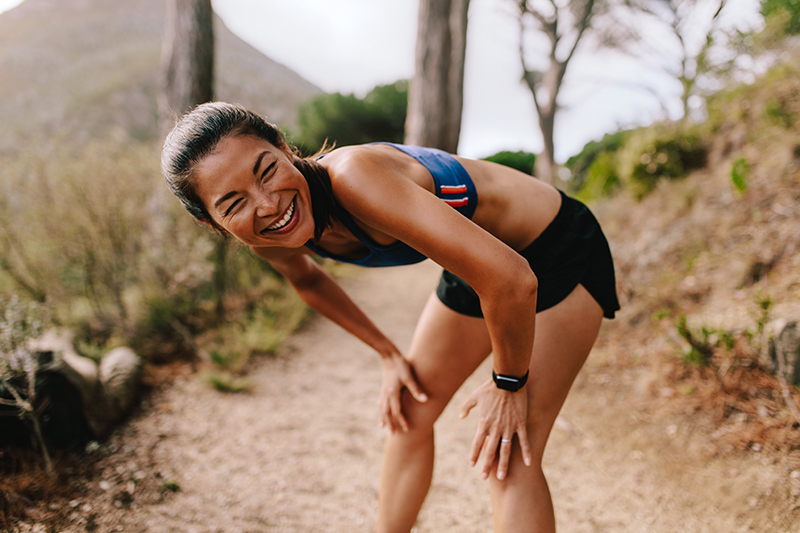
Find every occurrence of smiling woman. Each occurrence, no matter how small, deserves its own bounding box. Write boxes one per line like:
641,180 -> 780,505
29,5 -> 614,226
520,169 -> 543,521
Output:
161,101 -> 620,533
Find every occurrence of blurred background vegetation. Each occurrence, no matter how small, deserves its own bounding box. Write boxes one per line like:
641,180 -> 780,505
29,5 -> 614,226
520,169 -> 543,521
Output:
0,0 -> 798,385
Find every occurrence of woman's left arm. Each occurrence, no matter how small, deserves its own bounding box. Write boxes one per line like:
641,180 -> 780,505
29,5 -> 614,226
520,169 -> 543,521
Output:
328,151 -> 537,479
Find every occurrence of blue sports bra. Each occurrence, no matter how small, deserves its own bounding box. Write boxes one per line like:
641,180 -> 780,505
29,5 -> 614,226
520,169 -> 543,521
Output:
304,143 -> 478,267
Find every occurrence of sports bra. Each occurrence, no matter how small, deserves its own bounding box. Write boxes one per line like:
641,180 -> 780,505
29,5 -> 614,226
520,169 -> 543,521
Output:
304,143 -> 478,267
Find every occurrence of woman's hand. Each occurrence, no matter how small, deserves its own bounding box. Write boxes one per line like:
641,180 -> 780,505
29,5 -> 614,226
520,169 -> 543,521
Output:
379,353 -> 428,433
460,379 -> 532,481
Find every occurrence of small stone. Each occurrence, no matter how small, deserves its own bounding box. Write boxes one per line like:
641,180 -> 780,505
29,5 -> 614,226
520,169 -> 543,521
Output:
751,443 -> 763,452
133,470 -> 147,480
99,481 -> 111,491
790,470 -> 800,479
667,424 -> 678,436
81,503 -> 92,513
24,507 -> 43,520
69,500 -> 81,508
727,469 -> 740,477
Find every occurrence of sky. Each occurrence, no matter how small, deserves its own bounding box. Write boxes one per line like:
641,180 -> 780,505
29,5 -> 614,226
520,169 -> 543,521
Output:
2,0 -> 763,160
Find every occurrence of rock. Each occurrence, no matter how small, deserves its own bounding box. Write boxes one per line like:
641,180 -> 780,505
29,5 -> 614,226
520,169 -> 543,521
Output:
21,329 -> 143,442
765,320 -> 800,386
99,347 -> 143,419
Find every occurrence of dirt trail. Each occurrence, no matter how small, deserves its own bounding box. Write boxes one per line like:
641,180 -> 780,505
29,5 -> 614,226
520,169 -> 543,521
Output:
79,261 -> 800,532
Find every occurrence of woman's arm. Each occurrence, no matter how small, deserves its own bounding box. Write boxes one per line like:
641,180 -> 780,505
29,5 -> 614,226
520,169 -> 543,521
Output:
325,149 -> 538,377
323,148 -> 539,476
253,247 -> 428,431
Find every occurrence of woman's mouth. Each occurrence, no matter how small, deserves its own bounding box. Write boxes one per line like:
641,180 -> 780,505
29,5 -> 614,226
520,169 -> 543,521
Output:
264,197 -> 296,232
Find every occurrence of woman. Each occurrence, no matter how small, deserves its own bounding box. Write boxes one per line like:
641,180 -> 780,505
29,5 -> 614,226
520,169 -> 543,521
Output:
162,102 -> 619,532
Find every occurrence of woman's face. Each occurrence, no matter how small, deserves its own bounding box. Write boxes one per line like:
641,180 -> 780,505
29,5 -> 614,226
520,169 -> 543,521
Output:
194,134 -> 315,248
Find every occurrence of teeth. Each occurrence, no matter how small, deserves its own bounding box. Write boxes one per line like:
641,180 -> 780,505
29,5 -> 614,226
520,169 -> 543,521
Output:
267,199 -> 295,231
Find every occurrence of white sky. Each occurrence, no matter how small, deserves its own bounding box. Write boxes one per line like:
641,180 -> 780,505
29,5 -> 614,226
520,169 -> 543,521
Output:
2,0 -> 763,160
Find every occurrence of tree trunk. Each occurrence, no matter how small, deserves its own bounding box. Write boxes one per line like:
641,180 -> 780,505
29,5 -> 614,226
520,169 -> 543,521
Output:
157,0 -> 226,321
405,0 -> 471,153
158,0 -> 214,136
518,0 -> 595,185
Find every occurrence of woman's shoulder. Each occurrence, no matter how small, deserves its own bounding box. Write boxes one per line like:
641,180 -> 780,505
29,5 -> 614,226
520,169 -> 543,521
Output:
318,144 -> 432,192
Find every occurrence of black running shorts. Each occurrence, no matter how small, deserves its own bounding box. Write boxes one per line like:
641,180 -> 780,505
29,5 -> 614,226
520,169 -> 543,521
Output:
436,191 -> 620,319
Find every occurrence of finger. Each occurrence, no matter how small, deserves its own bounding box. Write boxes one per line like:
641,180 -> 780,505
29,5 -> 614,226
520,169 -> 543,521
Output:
496,436 -> 513,480
460,395 -> 477,419
480,434 -> 499,480
517,426 -> 533,467
378,396 -> 388,429
404,376 -> 428,403
389,391 -> 409,433
468,429 -> 487,468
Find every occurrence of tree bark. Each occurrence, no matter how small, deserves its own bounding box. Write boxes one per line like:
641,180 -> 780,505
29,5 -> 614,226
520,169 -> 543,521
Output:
405,0 -> 471,153
158,0 -> 214,136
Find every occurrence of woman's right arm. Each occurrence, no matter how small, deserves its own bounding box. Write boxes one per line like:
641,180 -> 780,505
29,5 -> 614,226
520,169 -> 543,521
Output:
252,247 -> 427,431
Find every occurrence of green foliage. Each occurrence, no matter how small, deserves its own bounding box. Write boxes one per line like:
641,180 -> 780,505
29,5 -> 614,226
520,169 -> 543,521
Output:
482,150 -> 536,175
730,157 -> 749,193
765,97 -> 794,127
295,80 -> 408,154
0,296 -> 54,474
162,479 -> 181,492
566,131 -> 631,200
203,288 -> 308,375
0,139 -> 306,366
617,126 -> 707,198
202,371 -> 252,393
761,0 -> 800,35
675,315 -> 717,367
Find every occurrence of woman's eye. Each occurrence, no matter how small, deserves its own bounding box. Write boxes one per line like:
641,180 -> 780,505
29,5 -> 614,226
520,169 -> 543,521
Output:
261,161 -> 276,182
224,199 -> 242,216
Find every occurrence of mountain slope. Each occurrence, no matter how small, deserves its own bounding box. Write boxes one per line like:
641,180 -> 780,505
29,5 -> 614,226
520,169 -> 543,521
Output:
0,0 -> 321,148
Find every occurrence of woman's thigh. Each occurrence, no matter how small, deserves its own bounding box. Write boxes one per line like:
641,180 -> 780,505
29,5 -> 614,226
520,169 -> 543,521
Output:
400,292 -> 493,430
524,283 -> 604,460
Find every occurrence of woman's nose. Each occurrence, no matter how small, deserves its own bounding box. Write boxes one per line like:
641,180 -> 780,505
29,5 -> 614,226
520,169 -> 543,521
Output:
255,195 -> 278,218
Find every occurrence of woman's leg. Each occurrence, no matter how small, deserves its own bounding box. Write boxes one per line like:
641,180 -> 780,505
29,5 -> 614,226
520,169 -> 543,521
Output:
488,283 -> 604,533
376,293 -> 492,533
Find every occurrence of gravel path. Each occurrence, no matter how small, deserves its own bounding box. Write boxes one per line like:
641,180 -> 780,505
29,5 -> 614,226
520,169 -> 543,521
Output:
78,260 -> 800,532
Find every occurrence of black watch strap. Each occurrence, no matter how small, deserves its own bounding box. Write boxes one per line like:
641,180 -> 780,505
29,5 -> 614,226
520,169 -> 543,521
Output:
492,370 -> 529,392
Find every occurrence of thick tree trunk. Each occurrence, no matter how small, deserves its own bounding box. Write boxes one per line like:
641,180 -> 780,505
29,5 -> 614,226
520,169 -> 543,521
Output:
405,0 -> 470,153
158,0 -> 214,136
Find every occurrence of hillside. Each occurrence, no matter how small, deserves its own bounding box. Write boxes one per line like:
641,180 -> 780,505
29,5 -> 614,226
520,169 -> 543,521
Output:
589,58 -> 800,456
0,0 -> 321,149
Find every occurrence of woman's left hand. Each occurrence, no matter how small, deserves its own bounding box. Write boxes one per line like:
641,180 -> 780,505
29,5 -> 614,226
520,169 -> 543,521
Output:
460,379 -> 532,481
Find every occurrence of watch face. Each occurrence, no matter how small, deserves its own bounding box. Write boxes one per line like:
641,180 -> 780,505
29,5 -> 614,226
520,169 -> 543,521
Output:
493,370 -> 529,392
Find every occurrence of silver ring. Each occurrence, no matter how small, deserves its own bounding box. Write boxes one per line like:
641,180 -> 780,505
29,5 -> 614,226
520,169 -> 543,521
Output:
501,438 -> 512,443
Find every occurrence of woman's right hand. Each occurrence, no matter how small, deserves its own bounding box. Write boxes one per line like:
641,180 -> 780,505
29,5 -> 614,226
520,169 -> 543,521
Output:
379,352 -> 428,433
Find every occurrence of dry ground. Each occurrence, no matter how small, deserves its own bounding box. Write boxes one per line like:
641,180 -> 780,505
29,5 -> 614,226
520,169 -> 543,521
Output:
26,260 -> 800,533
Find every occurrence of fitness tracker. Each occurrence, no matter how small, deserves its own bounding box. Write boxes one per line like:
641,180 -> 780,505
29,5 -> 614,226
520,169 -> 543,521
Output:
492,370 -> 529,392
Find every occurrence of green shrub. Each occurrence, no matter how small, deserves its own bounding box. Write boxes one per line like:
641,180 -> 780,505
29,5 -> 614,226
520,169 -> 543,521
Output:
617,126 -> 707,198
482,150 -> 536,175
574,151 -> 621,201
295,80 -> 408,153
730,157 -> 749,193
566,130 -> 630,194
0,139 -> 305,365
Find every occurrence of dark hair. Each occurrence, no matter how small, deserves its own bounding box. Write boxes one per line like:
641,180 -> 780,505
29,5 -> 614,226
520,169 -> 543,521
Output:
161,102 -> 336,241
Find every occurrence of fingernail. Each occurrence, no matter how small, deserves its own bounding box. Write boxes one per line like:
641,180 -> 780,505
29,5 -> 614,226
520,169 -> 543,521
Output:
524,457 -> 531,466
497,471 -> 505,480
481,472 -> 488,480
419,394 -> 428,402
469,460 -> 475,467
